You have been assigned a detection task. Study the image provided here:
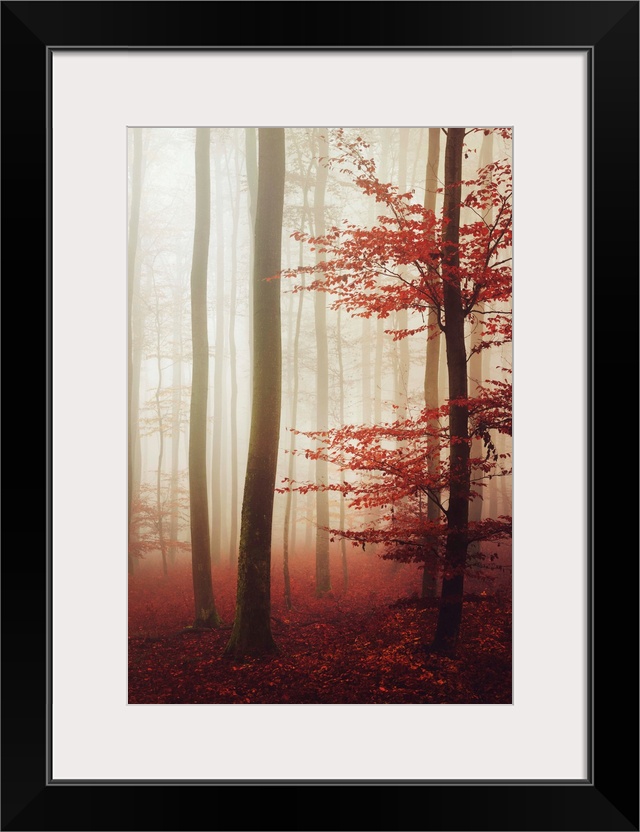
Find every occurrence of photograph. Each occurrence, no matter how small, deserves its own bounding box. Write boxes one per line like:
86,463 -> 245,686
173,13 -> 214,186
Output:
3,0 -> 636,826
127,125 -> 513,705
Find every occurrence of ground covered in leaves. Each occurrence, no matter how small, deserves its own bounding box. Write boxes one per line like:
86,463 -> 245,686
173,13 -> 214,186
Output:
129,553 -> 511,704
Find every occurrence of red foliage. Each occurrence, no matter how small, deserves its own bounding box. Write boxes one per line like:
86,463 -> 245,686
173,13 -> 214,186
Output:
129,556 -> 511,704
280,128 -> 512,575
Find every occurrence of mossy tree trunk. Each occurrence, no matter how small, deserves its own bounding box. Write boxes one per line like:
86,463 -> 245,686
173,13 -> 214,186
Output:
225,128 -> 285,659
189,127 -> 221,629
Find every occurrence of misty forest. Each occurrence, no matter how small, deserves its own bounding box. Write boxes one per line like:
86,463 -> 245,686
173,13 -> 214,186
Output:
128,126 -> 512,704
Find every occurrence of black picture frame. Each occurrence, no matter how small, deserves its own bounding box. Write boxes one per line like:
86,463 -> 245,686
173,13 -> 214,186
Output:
2,2 -> 637,830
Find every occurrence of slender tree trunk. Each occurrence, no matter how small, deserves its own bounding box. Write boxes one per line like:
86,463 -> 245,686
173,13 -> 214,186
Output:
224,127 -> 285,659
245,128 -> 258,415
168,277 -> 183,565
227,135 -> 241,566
305,455 -> 314,551
432,127 -> 469,654
282,171 -> 310,610
127,127 -> 143,576
362,194 -> 375,426
152,273 -> 168,577
373,129 -> 392,429
374,324 -> 383,425
361,318 -> 371,424
411,128 -> 425,190
210,138 -> 225,565
189,128 -> 221,629
488,424 -> 502,520
395,127 -> 410,422
422,127 -> 442,599
314,129 -> 332,596
130,273 -> 144,558
468,131 -> 494,549
337,307 -> 348,591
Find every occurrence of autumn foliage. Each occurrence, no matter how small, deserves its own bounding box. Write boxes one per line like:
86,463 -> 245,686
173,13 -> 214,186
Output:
129,557 -> 511,704
128,126 -> 513,700
282,128 -> 512,593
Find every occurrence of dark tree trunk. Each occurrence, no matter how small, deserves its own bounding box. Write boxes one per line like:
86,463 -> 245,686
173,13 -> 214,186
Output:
432,127 -> 469,654
127,127 -> 143,576
189,128 -> 221,629
225,127 -> 285,659
314,129 -> 332,596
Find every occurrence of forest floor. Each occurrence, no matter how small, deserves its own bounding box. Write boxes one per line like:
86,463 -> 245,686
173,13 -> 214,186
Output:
128,552 -> 511,704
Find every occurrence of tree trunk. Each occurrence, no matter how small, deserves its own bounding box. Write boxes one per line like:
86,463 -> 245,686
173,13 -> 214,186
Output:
361,317 -> 371,424
210,137 -> 225,565
228,135 -> 241,566
305,455 -> 314,551
127,127 -> 143,576
337,307 -> 348,591
282,161 -> 311,610
313,129 -> 332,596
168,275 -> 183,565
422,127 -> 441,599
395,127 -> 410,422
189,127 -> 221,629
245,128 -> 258,415
225,127 -> 285,659
468,130 -> 494,552
281,283 -> 299,610
432,127 -> 469,654
152,272 -> 168,577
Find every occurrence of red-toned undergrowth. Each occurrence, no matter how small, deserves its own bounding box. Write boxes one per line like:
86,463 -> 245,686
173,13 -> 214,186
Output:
128,552 -> 511,704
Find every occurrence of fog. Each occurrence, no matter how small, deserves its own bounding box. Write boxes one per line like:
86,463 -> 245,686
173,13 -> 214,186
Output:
128,126 -> 512,592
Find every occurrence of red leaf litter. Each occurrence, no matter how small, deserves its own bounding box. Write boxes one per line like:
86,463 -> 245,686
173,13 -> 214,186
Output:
128,552 -> 511,704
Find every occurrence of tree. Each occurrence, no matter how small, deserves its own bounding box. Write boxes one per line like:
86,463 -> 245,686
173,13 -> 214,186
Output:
422,126 -> 442,598
284,127 -> 512,654
431,127 -> 469,653
227,132 -> 242,566
210,134 -> 226,565
225,127 -> 285,659
127,127 -> 143,576
282,135 -> 314,609
313,129 -> 332,596
188,127 -> 221,629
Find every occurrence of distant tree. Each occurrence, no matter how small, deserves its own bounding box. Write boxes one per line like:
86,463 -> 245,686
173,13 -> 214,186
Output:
225,127 -> 285,658
422,127 -> 442,599
188,127 -> 221,629
313,129 -> 332,597
282,137 -> 314,609
127,127 -> 143,576
210,134 -> 226,566
168,267 -> 188,565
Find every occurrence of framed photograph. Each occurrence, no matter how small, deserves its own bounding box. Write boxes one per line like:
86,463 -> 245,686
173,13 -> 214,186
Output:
2,2 -> 637,829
